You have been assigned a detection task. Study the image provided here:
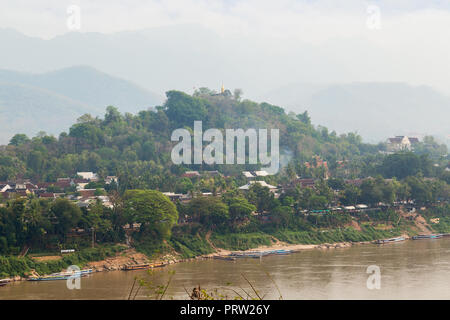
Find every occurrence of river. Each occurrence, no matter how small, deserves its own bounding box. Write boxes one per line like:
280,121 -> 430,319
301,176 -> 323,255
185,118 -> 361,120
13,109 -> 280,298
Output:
2,237 -> 450,300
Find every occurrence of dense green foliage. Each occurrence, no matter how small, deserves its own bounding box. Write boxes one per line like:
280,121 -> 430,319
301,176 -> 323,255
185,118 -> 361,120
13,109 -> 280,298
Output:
0,89 -> 449,277
1,90 -> 391,185
0,245 -> 124,278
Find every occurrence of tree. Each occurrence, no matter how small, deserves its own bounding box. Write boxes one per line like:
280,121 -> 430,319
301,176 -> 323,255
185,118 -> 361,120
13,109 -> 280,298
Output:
246,183 -> 277,212
360,179 -> 384,206
50,199 -> 82,240
186,197 -> 229,227
81,201 -> 113,244
164,90 -> 208,128
227,197 -> 256,220
339,184 -> 361,206
404,176 -> 432,204
270,205 -> 293,228
380,152 -> 431,179
175,178 -> 194,194
104,106 -> 123,124
123,190 -> 178,240
296,111 -> 311,125
9,134 -> 30,146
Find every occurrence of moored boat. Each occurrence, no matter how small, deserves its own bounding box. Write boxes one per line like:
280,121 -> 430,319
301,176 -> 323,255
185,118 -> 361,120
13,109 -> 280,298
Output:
28,273 -> 83,281
412,234 -> 443,240
212,255 -> 236,261
0,279 -> 10,287
122,263 -> 150,271
48,269 -> 93,277
122,262 -> 167,271
229,249 -> 294,258
269,249 -> 293,255
375,236 -> 406,244
230,251 -> 265,258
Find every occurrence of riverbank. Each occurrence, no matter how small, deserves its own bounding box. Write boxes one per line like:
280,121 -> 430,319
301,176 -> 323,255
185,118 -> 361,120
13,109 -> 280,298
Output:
0,213 -> 430,281
3,236 -> 450,300
1,235 -> 409,284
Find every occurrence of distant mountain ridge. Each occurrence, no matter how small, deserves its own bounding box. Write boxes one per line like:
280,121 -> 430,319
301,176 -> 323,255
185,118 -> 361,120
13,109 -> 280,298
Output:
1,28 -> 449,145
0,66 -> 163,144
260,82 -> 450,145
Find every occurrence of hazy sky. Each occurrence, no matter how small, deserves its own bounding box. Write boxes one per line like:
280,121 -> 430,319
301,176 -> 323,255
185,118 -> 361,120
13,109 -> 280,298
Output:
1,0 -> 450,96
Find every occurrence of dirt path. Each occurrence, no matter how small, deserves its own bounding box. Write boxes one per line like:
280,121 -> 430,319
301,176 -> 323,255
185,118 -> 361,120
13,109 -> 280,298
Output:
86,248 -> 150,271
351,220 -> 362,231
32,255 -> 63,262
414,215 -> 432,234
398,209 -> 432,234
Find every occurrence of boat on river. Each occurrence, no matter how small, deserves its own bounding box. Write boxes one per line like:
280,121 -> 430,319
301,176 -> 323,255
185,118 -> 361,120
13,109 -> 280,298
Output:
412,234 -> 443,240
49,269 -> 93,277
122,262 -> 167,271
212,255 -> 236,261
230,251 -> 267,258
268,249 -> 293,255
375,237 -> 406,244
28,274 -> 83,281
0,279 -> 10,287
27,269 -> 92,281
229,249 -> 294,258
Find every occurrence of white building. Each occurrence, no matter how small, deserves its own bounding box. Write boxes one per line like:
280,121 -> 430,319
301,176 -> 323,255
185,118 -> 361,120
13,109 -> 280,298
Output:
387,136 -> 419,152
238,180 -> 277,191
242,171 -> 255,179
77,172 -> 99,181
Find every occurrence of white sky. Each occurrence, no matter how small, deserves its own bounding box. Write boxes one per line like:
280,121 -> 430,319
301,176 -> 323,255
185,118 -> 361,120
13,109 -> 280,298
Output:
1,0 -> 450,95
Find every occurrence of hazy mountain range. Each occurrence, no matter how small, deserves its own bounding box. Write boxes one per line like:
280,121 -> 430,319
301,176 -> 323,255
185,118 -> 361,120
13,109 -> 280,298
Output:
260,82 -> 450,144
0,27 -> 448,146
0,66 -> 162,144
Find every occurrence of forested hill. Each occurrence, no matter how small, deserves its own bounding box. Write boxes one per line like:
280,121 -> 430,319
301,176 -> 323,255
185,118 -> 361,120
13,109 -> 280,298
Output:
1,88 -> 382,186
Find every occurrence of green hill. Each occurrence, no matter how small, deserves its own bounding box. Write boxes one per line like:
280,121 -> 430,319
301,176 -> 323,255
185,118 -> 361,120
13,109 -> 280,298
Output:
0,89 -> 380,184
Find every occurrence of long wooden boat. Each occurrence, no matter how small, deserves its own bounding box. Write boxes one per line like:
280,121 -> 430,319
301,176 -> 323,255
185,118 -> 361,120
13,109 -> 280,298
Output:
212,255 -> 236,261
230,251 -> 265,258
268,249 -> 293,255
28,274 -> 83,281
375,236 -> 406,244
122,263 -> 150,271
49,269 -> 93,277
229,249 -> 294,258
0,279 -> 10,287
122,262 -> 167,271
412,234 -> 443,240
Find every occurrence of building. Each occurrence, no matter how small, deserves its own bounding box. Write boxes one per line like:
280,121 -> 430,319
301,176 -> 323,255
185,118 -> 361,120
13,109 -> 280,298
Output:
304,156 -> 329,179
105,176 -> 118,185
202,170 -> 222,177
182,171 -> 201,178
0,184 -> 11,193
238,180 -> 278,191
76,172 -> 99,181
293,178 -> 316,188
387,136 -> 419,152
242,170 -> 269,179
254,170 -> 269,177
242,171 -> 255,179
345,179 -> 365,187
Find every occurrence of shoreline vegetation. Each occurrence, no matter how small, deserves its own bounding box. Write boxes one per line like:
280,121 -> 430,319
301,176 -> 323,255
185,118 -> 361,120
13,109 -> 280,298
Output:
2,203 -> 450,281
0,224 -> 438,282
0,90 -> 448,285
0,239 -> 367,282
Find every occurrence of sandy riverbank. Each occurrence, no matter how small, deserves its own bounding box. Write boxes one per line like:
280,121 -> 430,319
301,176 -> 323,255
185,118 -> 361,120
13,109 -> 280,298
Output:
10,234 -> 413,282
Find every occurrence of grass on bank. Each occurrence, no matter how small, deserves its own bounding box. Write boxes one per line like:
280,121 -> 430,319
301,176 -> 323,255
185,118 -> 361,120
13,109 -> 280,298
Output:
0,244 -> 125,278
